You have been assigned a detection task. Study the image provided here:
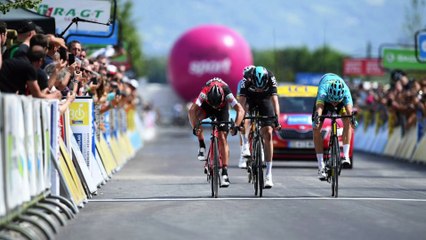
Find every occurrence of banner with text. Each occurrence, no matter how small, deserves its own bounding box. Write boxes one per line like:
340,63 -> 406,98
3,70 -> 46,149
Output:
343,58 -> 384,76
37,0 -> 111,33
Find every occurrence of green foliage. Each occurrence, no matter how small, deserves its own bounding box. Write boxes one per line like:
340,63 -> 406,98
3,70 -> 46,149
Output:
0,0 -> 41,14
253,45 -> 347,83
116,0 -> 146,77
145,57 -> 168,83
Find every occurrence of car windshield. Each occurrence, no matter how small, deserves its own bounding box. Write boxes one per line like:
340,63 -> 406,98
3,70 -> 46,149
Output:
279,97 -> 316,113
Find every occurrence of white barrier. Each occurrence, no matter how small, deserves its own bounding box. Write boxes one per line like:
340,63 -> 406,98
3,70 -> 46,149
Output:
0,92 -> 145,238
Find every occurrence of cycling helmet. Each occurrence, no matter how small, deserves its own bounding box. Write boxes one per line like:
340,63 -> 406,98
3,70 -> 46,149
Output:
207,84 -> 224,108
327,77 -> 345,102
253,66 -> 268,89
243,65 -> 255,79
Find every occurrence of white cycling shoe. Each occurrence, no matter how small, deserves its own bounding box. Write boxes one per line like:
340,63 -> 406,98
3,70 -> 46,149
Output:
264,175 -> 274,188
342,157 -> 351,166
197,148 -> 206,161
220,174 -> 230,187
318,168 -> 327,181
238,156 -> 247,168
241,143 -> 251,157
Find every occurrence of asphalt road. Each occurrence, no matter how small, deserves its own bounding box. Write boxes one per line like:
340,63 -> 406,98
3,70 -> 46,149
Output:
57,126 -> 426,240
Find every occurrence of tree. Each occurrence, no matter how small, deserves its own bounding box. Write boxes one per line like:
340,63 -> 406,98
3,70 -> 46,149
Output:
116,0 -> 146,77
402,0 -> 426,44
0,0 -> 41,14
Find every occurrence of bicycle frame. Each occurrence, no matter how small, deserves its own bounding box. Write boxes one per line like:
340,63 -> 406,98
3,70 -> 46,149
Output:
199,119 -> 234,198
244,111 -> 276,197
319,111 -> 355,198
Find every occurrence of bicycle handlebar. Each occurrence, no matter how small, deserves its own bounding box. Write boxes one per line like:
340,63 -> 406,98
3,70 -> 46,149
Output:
317,111 -> 357,120
243,115 -> 277,120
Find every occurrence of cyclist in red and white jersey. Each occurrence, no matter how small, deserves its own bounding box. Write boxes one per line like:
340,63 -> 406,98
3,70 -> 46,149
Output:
188,77 -> 245,187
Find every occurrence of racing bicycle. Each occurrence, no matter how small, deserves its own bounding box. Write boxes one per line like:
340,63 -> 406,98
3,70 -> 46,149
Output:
244,111 -> 277,197
317,111 -> 356,198
198,118 -> 235,198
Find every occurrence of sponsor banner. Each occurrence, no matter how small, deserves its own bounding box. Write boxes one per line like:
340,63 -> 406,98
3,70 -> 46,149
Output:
4,95 -> 27,209
381,47 -> 426,70
69,98 -> 93,167
41,101 -> 52,190
343,58 -> 384,76
33,99 -> 45,194
416,31 -> 426,62
295,73 -> 323,86
21,97 -> 37,197
49,100 -> 61,195
37,0 -> 111,33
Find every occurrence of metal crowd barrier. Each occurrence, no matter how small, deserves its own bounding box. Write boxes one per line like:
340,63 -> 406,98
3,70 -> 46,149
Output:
0,93 -> 144,239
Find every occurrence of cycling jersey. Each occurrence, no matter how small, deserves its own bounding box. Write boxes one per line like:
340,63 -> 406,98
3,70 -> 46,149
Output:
239,69 -> 278,127
239,69 -> 278,99
195,78 -> 238,109
316,74 -> 353,106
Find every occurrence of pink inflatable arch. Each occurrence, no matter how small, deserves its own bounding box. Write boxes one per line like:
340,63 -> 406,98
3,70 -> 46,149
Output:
168,24 -> 253,102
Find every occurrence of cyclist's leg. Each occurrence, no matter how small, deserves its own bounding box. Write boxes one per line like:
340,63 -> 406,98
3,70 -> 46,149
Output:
339,104 -> 352,165
216,108 -> 231,186
194,104 -> 208,160
313,102 -> 330,179
259,98 -> 275,187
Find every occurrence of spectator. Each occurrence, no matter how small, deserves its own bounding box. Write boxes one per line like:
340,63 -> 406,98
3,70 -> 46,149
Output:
67,40 -> 83,59
0,45 -> 61,99
3,20 -> 37,59
0,21 -> 7,69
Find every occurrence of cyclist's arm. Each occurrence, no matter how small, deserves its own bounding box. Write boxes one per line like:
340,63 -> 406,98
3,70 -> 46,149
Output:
271,95 -> 280,117
188,103 -> 201,129
238,95 -> 249,114
344,104 -> 354,115
315,103 -> 325,117
232,102 -> 245,126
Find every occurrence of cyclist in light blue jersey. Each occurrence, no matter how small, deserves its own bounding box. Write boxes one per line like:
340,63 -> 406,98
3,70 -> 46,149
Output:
312,73 -> 358,180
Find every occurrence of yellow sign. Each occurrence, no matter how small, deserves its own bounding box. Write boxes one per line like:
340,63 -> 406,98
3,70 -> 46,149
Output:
69,102 -> 89,126
277,85 -> 318,97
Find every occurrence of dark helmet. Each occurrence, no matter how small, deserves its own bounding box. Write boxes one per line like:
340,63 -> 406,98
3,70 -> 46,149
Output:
207,84 -> 224,108
243,65 -> 255,79
253,66 -> 268,89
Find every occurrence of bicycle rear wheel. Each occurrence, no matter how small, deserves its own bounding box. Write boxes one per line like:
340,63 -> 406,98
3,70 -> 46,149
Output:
211,137 -> 220,198
331,136 -> 340,197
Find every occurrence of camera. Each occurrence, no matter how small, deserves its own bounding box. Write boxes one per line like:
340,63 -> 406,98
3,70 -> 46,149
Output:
90,76 -> 98,85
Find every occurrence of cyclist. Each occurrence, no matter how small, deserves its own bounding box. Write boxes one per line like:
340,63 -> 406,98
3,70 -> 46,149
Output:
312,73 -> 358,180
238,66 -> 281,188
188,77 -> 245,187
236,65 -> 255,168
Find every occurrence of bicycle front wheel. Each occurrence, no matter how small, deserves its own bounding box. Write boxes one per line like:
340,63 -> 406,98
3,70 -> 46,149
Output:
211,137 -> 220,198
254,138 -> 264,197
331,136 -> 340,198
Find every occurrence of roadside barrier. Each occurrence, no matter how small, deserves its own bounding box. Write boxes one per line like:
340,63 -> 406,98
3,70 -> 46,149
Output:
354,109 -> 426,164
0,93 -> 144,239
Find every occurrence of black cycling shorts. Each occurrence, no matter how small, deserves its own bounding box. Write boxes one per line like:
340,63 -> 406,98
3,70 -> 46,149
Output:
247,97 -> 275,127
200,102 -> 230,131
312,97 -> 346,122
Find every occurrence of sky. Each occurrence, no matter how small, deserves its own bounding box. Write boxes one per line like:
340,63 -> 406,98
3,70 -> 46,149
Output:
130,0 -> 418,58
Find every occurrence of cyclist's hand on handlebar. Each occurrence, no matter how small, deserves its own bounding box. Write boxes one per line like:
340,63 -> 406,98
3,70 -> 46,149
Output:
193,127 -> 201,136
230,125 -> 240,136
312,112 -> 320,129
351,117 -> 358,129
274,115 -> 281,130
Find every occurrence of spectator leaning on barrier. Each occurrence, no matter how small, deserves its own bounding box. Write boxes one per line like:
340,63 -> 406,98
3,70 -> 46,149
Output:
0,45 -> 60,99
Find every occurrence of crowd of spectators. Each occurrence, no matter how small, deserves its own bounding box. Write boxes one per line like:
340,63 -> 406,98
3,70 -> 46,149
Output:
352,69 -> 426,137
0,20 -> 141,121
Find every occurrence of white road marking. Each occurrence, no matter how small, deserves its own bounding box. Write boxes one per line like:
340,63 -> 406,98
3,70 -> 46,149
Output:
89,197 -> 426,203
